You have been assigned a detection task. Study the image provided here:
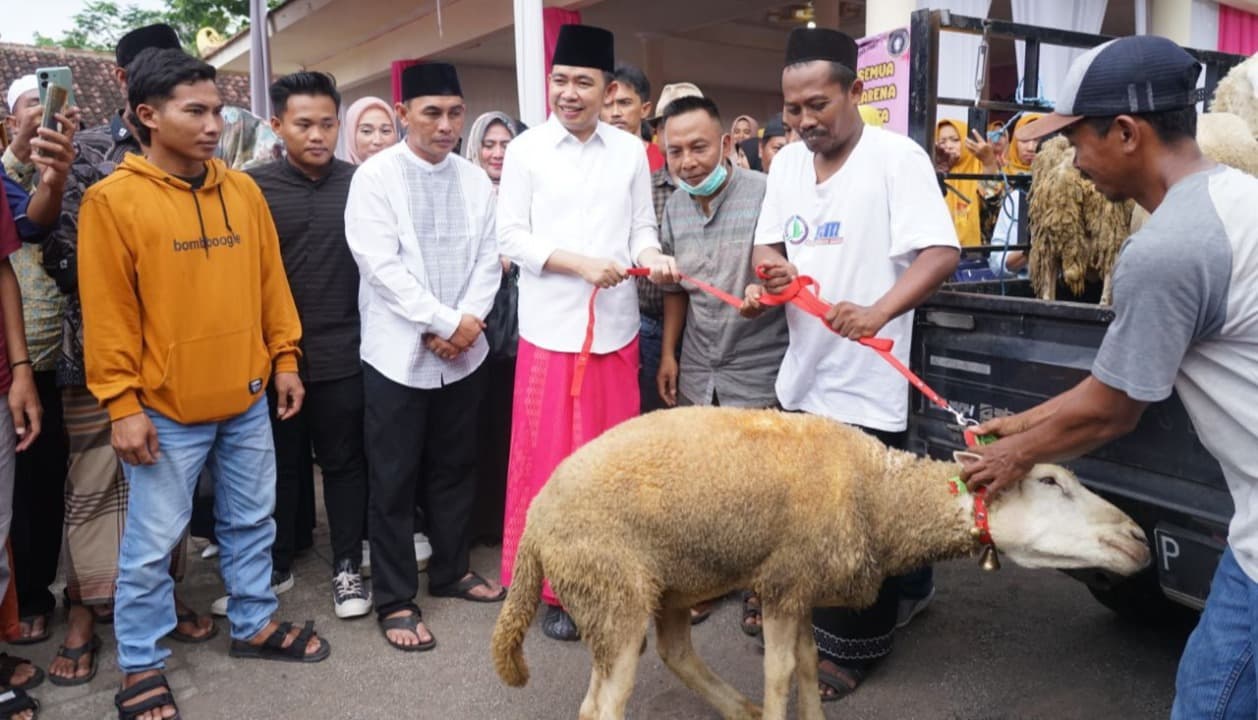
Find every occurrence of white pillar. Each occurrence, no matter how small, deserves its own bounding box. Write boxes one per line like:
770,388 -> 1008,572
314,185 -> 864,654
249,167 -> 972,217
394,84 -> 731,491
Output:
248,0 -> 272,118
866,0 -> 917,35
1151,0 -> 1220,49
513,0 -> 546,128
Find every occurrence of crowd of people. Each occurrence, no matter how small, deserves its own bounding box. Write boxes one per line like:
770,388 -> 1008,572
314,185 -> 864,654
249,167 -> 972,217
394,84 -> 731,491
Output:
0,14 -> 1255,720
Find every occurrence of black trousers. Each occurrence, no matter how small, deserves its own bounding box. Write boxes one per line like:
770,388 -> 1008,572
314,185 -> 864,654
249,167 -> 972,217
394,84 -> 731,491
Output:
11,370 -> 66,616
812,426 -> 908,670
269,373 -> 368,573
471,356 -> 514,546
363,362 -> 485,618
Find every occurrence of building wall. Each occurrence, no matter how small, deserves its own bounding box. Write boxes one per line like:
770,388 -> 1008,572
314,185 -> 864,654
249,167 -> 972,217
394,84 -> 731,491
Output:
339,63 -> 784,146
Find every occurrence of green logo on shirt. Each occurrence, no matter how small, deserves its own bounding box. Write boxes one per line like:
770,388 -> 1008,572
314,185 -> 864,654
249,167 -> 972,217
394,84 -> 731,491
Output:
783,215 -> 809,245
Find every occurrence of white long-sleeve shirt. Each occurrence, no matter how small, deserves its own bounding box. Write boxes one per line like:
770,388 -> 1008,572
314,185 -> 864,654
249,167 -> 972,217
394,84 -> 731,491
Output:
497,117 -> 659,353
345,142 -> 500,389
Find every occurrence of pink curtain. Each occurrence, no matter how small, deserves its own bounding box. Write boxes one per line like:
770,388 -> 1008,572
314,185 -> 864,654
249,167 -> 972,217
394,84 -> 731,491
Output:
543,8 -> 581,77
390,59 -> 425,105
1219,4 -> 1258,56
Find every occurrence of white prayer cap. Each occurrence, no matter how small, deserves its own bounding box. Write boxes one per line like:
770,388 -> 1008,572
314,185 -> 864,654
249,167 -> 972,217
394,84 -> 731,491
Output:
6,75 -> 38,114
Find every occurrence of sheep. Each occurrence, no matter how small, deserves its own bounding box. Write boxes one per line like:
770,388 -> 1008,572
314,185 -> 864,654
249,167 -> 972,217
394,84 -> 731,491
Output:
1027,135 -> 1133,304
1210,51 -> 1258,140
1128,112 -> 1258,235
491,406 -> 1150,720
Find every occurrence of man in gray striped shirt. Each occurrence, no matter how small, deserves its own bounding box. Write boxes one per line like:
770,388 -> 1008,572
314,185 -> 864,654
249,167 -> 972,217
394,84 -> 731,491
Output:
656,96 -> 788,410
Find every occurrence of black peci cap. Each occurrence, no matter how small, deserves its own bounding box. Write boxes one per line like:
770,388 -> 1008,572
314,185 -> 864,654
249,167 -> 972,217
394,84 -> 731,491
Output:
400,62 -> 462,102
116,23 -> 182,68
784,27 -> 858,70
551,24 -> 615,74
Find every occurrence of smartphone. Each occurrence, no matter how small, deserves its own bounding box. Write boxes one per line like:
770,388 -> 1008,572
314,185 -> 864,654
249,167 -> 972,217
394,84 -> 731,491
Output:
35,66 -> 76,109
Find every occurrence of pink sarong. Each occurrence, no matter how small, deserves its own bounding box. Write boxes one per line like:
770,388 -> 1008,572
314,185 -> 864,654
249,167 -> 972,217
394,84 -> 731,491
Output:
501,337 -> 640,605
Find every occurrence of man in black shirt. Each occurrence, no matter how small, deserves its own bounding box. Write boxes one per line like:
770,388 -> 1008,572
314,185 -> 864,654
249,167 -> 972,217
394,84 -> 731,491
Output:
246,72 -> 370,619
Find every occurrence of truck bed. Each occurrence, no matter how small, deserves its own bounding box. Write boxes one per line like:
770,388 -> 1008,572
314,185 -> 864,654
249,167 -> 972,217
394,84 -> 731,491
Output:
907,280 -> 1231,527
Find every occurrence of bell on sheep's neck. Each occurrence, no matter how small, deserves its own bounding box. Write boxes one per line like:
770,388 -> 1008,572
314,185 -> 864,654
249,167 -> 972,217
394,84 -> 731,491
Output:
980,545 -> 1001,572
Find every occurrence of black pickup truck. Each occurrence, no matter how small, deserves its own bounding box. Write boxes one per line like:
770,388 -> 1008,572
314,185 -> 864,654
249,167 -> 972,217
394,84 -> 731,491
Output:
899,10 -> 1246,623
906,279 -> 1230,621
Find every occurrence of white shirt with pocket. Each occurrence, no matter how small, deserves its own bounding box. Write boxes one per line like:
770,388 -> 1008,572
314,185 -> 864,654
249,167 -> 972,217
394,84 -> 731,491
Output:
497,117 -> 659,354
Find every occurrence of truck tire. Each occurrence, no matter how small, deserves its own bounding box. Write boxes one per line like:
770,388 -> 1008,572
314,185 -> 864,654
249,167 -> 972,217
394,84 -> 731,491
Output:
1086,570 -> 1198,627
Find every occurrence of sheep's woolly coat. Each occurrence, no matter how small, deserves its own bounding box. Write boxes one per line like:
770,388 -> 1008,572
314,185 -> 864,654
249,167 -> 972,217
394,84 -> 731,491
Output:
1028,136 -> 1133,302
492,407 -> 980,686
1128,112 -> 1258,235
1210,52 -> 1258,140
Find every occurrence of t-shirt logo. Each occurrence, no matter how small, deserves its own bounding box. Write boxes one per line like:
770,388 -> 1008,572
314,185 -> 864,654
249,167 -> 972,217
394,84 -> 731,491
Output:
783,215 -> 810,245
815,221 -> 844,245
249,378 -> 263,394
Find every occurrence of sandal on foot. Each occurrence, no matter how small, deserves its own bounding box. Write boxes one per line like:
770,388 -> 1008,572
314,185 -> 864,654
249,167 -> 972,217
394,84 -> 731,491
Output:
690,603 -> 714,626
740,591 -> 762,637
229,621 -> 331,663
379,611 -> 436,652
114,673 -> 180,720
429,572 -> 506,603
47,635 -> 101,687
0,687 -> 39,719
167,612 -> 218,644
10,614 -> 51,646
818,663 -> 864,703
0,654 -> 44,691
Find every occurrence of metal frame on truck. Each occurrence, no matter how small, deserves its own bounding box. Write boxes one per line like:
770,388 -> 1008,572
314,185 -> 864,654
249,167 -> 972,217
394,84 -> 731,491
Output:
901,9 -> 1248,622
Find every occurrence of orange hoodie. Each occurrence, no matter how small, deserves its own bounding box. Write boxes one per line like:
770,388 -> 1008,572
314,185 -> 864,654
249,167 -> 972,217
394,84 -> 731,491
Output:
78,154 -> 301,424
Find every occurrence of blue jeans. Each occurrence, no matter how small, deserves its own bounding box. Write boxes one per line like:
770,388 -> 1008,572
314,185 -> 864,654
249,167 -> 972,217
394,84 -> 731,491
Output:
115,398 -> 278,673
639,314 -> 666,413
1173,547 -> 1258,719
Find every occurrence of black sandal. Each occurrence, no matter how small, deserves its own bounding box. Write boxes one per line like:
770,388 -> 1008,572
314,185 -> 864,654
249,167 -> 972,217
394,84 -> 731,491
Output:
0,654 -> 43,692
114,673 -> 179,720
429,572 -> 507,603
167,612 -> 218,644
0,686 -> 39,719
228,621 -> 331,663
740,591 -> 762,637
10,614 -> 51,646
47,635 -> 101,687
818,663 -> 864,703
379,610 -> 437,652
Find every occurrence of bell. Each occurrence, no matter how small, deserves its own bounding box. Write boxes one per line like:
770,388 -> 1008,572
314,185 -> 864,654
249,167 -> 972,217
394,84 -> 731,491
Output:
970,526 -> 983,539
980,545 -> 1002,572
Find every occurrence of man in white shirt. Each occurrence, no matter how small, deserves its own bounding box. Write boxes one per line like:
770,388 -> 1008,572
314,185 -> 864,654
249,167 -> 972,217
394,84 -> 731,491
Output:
345,62 -> 503,653
743,27 -> 959,702
497,23 -> 677,642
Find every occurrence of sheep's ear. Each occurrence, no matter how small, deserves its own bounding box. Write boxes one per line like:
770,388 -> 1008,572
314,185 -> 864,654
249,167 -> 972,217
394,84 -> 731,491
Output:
953,451 -> 982,467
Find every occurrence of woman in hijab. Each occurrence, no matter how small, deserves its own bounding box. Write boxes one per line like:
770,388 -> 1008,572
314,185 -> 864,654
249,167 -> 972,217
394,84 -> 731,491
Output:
935,118 -> 1002,248
339,96 -> 398,164
464,111 -> 517,192
989,113 -> 1043,277
729,114 -> 759,169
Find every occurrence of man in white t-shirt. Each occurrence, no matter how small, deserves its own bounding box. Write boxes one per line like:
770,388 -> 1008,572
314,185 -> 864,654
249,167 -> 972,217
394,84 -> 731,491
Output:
742,26 -> 959,703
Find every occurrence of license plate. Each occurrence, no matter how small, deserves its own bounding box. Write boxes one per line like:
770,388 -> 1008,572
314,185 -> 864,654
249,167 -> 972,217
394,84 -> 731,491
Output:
1154,524 -> 1225,610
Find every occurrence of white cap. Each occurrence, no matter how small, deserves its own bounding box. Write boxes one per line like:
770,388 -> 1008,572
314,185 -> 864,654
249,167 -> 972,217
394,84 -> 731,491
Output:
6,75 -> 38,115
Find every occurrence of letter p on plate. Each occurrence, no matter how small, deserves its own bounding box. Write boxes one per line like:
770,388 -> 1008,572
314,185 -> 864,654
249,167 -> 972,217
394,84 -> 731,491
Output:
1160,534 -> 1180,573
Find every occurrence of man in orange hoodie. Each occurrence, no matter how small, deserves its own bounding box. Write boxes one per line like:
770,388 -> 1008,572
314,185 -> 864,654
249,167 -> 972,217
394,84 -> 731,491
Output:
77,49 -> 329,719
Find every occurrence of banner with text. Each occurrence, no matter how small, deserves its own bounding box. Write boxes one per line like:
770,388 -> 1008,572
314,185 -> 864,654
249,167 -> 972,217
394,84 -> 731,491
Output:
857,27 -> 911,135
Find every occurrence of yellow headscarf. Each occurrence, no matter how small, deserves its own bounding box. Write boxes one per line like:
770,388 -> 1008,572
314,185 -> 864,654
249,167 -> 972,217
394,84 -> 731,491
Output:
1002,113 -> 1043,174
936,119 -> 984,247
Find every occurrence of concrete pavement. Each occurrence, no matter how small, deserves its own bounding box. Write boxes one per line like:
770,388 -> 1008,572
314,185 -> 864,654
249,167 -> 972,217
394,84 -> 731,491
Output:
17,532 -> 1190,719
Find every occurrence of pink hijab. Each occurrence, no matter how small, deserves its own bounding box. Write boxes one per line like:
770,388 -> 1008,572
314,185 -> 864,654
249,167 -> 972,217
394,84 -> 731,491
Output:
338,96 -> 398,165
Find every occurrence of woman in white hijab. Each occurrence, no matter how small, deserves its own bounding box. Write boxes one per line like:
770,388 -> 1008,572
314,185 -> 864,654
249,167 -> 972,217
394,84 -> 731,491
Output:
463,111 -> 518,191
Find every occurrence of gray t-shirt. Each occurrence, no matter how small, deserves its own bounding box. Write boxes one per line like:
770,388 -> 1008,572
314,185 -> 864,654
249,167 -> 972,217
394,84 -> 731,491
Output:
1093,165 -> 1258,581
660,167 -> 788,407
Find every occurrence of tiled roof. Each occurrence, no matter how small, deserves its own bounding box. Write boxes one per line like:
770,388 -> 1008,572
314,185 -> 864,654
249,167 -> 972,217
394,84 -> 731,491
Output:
0,42 -> 254,129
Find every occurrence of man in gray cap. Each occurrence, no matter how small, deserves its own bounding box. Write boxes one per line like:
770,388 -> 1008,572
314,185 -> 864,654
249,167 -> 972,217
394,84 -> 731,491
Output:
962,34 -> 1258,719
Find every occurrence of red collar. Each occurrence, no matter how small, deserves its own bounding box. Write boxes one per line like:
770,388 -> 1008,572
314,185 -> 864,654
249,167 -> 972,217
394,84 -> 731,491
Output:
947,478 -> 994,547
